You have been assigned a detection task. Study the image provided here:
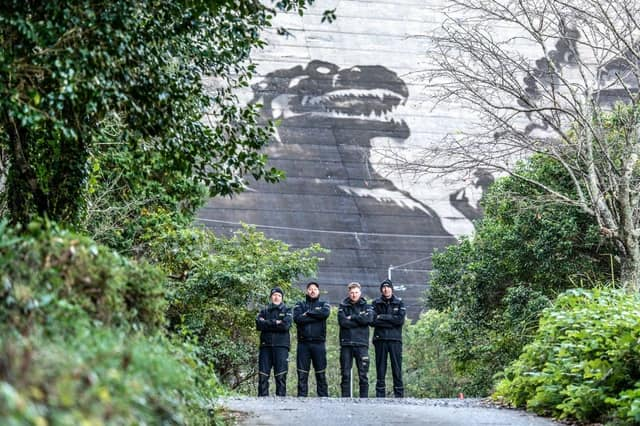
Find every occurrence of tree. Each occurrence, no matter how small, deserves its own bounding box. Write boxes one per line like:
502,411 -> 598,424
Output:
82,111 -> 210,256
388,0 -> 640,287
0,0 -> 329,228
424,155 -> 617,394
428,155 -> 617,314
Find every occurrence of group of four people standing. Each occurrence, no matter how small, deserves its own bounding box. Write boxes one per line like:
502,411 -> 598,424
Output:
256,279 -> 406,398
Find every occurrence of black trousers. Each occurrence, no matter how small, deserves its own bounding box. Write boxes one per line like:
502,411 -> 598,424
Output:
339,345 -> 370,398
296,341 -> 328,397
374,340 -> 403,397
258,346 -> 289,396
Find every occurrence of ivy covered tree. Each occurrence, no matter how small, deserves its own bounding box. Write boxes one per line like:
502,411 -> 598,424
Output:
0,0 -> 329,227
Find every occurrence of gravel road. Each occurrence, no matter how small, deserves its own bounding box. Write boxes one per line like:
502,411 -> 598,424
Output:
217,397 -> 560,425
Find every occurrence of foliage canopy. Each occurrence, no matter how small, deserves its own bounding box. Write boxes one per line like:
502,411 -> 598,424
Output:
0,0 -> 327,227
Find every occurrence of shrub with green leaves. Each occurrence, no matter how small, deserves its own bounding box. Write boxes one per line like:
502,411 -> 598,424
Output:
402,289 -> 549,398
1,221 -> 165,330
404,310 -> 466,397
0,218 -> 225,424
146,223 -> 327,388
0,220 -> 166,333
0,326 -> 220,425
495,287 -> 640,425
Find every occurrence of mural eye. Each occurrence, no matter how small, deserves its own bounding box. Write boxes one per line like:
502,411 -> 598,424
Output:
288,76 -> 307,89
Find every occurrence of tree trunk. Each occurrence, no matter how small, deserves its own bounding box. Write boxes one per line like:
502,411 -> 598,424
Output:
48,133 -> 88,225
4,114 -> 46,227
620,235 -> 640,291
5,113 -> 88,228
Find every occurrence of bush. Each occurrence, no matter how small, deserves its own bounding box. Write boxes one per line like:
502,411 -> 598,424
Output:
0,219 -> 225,424
147,224 -> 326,387
0,326 -> 220,425
404,310 -> 466,397
0,220 -> 166,333
494,287 -> 640,425
402,289 -> 548,398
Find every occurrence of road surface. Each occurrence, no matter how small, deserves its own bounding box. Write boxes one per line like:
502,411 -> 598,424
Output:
217,397 -> 560,425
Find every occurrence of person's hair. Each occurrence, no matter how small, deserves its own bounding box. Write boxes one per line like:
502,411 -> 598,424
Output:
347,282 -> 361,291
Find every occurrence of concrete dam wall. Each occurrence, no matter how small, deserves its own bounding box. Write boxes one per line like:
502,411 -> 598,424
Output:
197,0 -> 487,318
197,0 -> 633,317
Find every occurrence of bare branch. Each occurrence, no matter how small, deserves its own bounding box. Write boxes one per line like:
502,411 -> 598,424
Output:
406,0 -> 640,284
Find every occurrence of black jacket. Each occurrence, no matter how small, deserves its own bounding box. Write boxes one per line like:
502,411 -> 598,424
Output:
371,295 -> 406,342
256,303 -> 292,348
293,296 -> 331,342
338,297 -> 373,347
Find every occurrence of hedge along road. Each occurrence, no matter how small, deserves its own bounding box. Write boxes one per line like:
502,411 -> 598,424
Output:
217,397 -> 560,425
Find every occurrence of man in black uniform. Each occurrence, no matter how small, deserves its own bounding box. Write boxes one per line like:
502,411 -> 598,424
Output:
372,279 -> 406,397
256,287 -> 292,396
338,281 -> 374,398
293,281 -> 331,397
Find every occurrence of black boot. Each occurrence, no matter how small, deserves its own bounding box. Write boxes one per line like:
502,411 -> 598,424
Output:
359,384 -> 369,398
275,372 -> 287,396
316,371 -> 328,397
297,370 -> 309,397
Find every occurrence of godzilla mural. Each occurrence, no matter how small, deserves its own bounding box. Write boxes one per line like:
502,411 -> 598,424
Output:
199,60 -> 493,316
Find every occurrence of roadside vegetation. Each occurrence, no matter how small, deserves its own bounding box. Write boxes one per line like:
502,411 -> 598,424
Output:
0,1 -> 329,424
405,109 -> 640,425
3,1 -> 640,425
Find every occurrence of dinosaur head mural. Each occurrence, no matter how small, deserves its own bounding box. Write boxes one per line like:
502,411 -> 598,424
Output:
251,60 -> 410,144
